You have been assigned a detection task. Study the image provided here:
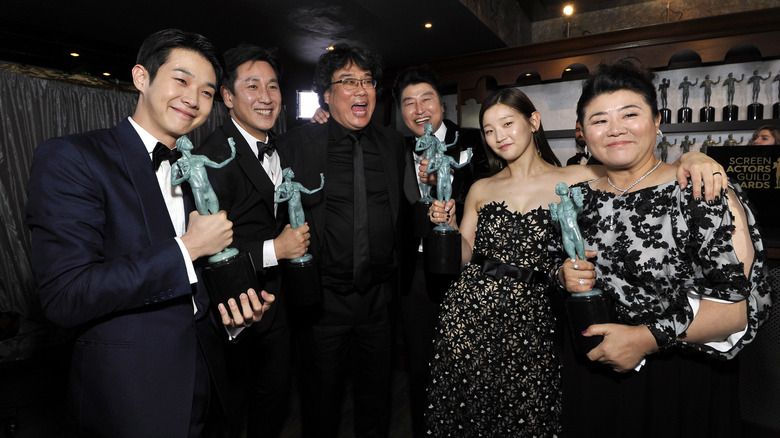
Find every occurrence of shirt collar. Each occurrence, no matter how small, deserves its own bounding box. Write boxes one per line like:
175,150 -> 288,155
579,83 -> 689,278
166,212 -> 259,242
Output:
230,117 -> 272,157
128,116 -> 168,155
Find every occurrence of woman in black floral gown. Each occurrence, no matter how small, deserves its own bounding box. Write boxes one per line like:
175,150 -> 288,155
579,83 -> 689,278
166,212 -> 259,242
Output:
424,87 -> 728,437
554,62 -> 772,438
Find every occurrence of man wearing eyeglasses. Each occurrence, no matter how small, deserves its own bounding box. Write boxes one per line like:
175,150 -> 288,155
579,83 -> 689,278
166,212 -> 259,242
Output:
278,44 -> 405,438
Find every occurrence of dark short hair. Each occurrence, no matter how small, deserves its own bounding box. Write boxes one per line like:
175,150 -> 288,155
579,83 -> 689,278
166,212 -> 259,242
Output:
392,65 -> 441,108
312,44 -> 382,110
576,61 -> 659,126
222,44 -> 282,94
479,88 -> 561,173
136,29 -> 223,85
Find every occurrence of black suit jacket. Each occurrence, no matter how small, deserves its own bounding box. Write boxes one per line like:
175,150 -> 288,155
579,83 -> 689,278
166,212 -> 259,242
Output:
277,121 -> 406,300
196,117 -> 287,331
26,119 -> 229,437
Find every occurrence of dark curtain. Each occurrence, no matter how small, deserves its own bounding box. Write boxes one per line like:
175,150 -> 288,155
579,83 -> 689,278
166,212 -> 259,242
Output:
0,64 -> 227,359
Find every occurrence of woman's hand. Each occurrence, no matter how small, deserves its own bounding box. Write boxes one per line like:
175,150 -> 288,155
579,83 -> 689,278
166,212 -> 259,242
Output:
675,151 -> 727,203
429,199 -> 457,228
559,249 -> 598,293
583,323 -> 658,372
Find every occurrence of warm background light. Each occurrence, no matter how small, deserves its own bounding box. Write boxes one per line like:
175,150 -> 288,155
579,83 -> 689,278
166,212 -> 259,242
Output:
424,23 -> 433,28
70,52 -> 80,57
563,5 -> 574,16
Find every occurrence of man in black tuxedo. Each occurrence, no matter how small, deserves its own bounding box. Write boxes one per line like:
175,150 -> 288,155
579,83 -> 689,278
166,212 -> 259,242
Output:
392,65 -> 490,437
26,29 -> 272,438
196,44 -> 309,438
278,44 -> 405,438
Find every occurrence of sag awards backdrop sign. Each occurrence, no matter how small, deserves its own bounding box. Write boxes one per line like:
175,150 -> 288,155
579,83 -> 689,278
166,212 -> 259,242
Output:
708,146 -> 780,247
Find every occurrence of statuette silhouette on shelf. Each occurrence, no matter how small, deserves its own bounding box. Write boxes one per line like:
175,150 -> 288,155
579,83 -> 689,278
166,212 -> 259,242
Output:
657,136 -> 676,162
658,78 -> 672,124
723,73 -> 744,121
723,134 -> 743,146
699,75 -> 720,122
747,70 -> 771,120
677,76 -> 697,123
701,135 -> 721,155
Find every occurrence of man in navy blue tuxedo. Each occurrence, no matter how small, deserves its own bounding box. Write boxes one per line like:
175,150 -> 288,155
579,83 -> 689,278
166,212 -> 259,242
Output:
196,44 -> 308,437
26,29 -> 272,438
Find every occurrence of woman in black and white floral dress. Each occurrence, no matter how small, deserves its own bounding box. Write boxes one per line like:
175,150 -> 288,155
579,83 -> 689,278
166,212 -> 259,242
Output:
555,62 -> 772,438
424,85 -> 731,437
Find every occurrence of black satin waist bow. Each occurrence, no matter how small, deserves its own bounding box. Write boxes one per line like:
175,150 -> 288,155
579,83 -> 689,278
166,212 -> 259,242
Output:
471,253 -> 547,284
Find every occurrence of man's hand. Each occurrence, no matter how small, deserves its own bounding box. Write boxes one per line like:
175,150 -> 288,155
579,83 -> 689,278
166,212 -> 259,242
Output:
310,108 -> 330,124
675,151 -> 727,202
419,158 -> 436,185
273,223 -> 311,260
218,288 -> 275,328
181,210 -> 233,260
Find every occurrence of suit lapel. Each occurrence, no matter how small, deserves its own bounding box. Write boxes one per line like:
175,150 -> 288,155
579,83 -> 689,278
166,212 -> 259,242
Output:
403,137 -> 421,203
223,123 -> 276,216
111,120 -> 177,246
302,124 -> 329,246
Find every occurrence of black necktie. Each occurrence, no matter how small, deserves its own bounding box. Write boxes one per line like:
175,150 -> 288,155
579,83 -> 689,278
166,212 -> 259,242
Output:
257,139 -> 276,163
349,132 -> 371,291
151,142 -> 181,171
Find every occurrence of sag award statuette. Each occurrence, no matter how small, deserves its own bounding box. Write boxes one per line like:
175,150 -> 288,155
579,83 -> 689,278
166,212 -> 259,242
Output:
747,70 -> 771,120
699,75 -> 719,122
658,78 -> 671,124
677,76 -> 697,123
773,72 -> 780,119
413,122 -> 458,237
172,136 -> 261,306
274,168 -> 324,306
722,72 -> 744,121
550,182 -> 612,354
425,140 -> 471,275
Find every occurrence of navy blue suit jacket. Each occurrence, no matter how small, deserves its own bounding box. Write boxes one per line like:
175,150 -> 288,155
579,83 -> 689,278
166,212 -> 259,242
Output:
26,118 -> 229,437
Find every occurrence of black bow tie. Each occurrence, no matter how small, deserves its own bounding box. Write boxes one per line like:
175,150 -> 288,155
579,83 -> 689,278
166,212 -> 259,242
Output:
257,140 -> 276,162
151,142 -> 181,171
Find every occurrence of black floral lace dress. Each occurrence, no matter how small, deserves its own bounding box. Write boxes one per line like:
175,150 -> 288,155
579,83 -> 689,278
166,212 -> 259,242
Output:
554,180 -> 772,438
426,201 -> 562,437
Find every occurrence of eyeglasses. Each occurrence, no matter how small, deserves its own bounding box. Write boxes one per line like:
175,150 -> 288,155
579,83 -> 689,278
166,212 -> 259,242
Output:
330,78 -> 377,91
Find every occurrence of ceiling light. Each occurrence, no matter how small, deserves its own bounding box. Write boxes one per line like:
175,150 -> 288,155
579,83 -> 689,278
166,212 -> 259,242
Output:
70,52 -> 80,57
563,5 -> 574,16
103,72 -> 111,77
424,23 -> 433,29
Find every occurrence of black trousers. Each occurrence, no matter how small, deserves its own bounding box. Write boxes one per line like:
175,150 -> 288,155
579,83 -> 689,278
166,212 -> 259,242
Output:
225,302 -> 292,438
399,255 -> 449,437
295,282 -> 393,438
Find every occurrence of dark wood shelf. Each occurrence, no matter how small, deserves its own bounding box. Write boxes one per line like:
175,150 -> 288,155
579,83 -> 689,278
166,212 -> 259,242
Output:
545,118 -> 777,139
